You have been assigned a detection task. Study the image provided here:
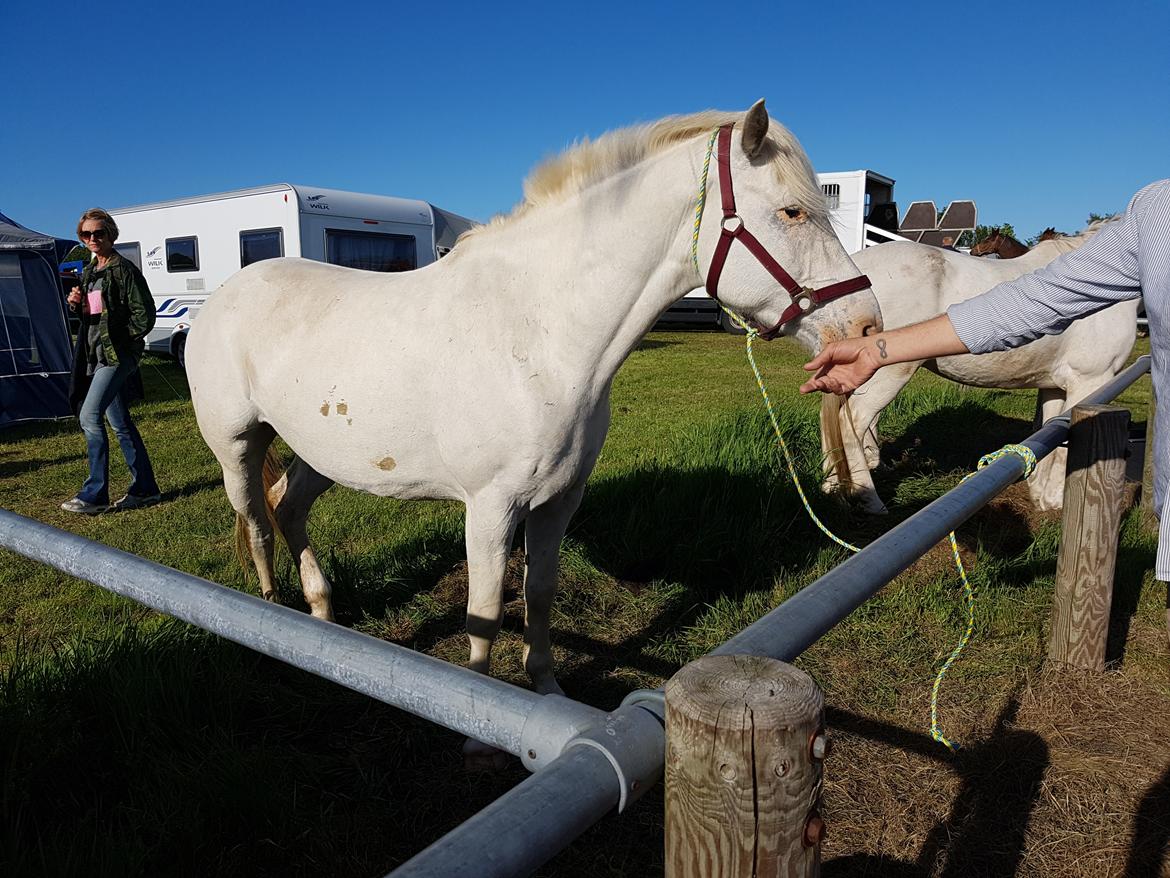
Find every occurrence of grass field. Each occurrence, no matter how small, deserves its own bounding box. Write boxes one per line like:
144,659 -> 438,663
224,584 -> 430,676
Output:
2,331 -> 1167,877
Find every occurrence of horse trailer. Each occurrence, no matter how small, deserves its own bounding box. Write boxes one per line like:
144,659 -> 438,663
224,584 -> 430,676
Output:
107,184 -> 476,364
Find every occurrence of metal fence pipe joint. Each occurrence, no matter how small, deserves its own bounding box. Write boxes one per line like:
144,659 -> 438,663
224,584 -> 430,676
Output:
519,694 -> 608,772
563,704 -> 665,812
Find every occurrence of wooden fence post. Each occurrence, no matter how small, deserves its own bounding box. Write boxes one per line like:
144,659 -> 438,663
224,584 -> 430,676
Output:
665,655 -> 825,878
1048,404 -> 1130,671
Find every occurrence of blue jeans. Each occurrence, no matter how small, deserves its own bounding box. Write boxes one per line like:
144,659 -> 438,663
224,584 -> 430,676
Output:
76,361 -> 159,505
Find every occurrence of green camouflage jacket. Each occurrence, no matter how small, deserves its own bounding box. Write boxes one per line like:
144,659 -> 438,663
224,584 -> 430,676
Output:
79,252 -> 156,366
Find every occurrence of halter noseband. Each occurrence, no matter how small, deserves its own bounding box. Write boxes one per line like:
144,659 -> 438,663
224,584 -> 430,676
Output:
697,124 -> 872,340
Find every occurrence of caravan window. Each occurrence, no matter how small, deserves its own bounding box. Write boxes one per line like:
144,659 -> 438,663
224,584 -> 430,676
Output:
822,184 -> 841,211
115,242 -> 142,269
166,237 -> 199,272
325,229 -> 416,273
240,228 -> 284,268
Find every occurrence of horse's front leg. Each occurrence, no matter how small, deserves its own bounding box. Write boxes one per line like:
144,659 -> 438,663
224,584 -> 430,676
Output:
522,484 -> 586,696
462,492 -> 522,768
841,360 -> 924,514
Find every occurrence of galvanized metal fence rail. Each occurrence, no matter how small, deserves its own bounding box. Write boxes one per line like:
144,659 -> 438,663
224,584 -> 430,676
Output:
0,355 -> 1151,877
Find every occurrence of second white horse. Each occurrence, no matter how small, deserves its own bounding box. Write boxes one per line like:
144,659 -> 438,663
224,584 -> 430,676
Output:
822,230 -> 1138,513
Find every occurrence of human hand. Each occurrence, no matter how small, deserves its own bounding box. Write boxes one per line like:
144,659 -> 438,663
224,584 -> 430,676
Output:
67,288 -> 82,308
799,338 -> 881,395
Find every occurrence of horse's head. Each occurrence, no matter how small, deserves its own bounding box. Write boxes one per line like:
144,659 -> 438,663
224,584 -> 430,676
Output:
969,228 -> 1004,257
693,100 -> 881,352
1037,227 -> 1059,242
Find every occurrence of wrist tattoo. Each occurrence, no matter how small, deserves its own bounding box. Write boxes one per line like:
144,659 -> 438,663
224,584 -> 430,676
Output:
876,339 -> 888,360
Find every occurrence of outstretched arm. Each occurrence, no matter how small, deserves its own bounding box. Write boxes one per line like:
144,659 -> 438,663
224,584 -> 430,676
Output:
799,314 -> 969,395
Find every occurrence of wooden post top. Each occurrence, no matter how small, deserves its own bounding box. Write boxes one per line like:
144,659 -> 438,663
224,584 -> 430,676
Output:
666,655 -> 825,878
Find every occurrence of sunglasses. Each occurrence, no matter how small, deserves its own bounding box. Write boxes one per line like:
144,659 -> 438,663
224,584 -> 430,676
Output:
80,229 -> 108,241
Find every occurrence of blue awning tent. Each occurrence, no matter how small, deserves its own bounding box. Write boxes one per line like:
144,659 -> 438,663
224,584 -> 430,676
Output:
0,211 -> 74,427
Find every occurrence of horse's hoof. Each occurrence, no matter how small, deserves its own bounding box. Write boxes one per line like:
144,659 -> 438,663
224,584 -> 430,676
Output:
462,738 -> 510,771
532,679 -> 565,697
262,591 -> 280,603
851,492 -> 888,515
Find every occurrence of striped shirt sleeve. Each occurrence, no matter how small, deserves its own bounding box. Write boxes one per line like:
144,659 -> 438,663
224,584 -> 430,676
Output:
947,180 -> 1170,581
1158,497 -> 1170,582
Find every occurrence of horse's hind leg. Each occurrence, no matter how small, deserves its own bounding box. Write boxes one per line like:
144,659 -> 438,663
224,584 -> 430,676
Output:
271,457 -> 336,621
214,425 -> 281,602
1030,379 -> 1101,512
522,484 -> 585,696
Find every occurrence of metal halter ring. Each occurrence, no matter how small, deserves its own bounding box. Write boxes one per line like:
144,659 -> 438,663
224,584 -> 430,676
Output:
795,288 -> 816,313
720,215 -> 744,234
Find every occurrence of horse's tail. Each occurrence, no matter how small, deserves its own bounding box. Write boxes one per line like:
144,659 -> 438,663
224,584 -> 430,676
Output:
820,392 -> 853,490
234,447 -> 286,571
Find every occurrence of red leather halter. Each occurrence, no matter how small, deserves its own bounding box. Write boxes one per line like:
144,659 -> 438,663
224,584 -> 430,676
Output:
703,124 -> 872,340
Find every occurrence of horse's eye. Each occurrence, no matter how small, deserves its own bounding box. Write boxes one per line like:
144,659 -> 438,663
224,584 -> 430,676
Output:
779,207 -> 806,222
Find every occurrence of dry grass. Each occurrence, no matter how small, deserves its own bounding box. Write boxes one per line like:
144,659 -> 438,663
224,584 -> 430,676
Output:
819,664 -> 1170,878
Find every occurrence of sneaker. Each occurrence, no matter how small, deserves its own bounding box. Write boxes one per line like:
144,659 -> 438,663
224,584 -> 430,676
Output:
113,492 -> 162,511
61,497 -> 108,515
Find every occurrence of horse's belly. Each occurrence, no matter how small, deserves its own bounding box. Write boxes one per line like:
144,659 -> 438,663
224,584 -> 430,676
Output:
266,408 -> 460,499
933,342 -> 1068,389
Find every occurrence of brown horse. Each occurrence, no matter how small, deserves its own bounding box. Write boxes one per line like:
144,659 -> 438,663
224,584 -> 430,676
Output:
969,226 -> 1030,258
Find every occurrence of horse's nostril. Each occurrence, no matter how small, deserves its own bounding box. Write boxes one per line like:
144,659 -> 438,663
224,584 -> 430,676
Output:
862,323 -> 877,337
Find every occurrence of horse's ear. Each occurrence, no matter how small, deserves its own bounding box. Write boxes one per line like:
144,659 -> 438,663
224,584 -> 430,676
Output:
741,99 -> 769,159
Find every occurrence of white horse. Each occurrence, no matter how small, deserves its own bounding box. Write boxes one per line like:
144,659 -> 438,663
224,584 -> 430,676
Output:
186,102 -> 882,710
821,226 -> 1137,514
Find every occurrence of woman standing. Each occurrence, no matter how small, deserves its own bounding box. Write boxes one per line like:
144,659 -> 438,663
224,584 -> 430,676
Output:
60,208 -> 161,514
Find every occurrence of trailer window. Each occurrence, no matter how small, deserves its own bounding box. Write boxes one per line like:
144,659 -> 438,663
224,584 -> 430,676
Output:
240,228 -> 284,268
325,229 -> 415,272
114,242 -> 142,269
822,184 -> 841,211
166,237 -> 199,272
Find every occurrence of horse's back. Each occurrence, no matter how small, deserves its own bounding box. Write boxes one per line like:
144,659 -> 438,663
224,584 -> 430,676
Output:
194,258 -> 385,338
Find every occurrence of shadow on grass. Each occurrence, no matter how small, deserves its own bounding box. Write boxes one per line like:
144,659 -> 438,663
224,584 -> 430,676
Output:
878,400 -> 1033,480
0,417 -> 77,444
1124,761 -> 1170,878
0,621 -> 528,878
1107,540 -> 1161,665
823,698 -> 1050,878
0,450 -> 80,480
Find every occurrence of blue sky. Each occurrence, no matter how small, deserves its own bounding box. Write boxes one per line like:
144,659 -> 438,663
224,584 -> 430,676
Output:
4,0 -> 1168,242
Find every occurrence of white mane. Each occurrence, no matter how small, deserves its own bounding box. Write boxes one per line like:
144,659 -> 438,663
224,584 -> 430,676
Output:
462,110 -> 828,242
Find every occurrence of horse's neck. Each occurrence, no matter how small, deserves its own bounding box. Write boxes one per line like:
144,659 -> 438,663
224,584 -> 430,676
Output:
481,146 -> 698,390
1001,238 -> 1029,258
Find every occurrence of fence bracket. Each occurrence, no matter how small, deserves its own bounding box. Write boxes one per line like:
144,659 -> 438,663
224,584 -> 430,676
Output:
563,704 -> 665,812
519,695 -> 608,772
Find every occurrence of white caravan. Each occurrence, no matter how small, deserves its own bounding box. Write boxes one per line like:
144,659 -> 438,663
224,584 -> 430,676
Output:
108,184 -> 476,362
664,169 -> 902,331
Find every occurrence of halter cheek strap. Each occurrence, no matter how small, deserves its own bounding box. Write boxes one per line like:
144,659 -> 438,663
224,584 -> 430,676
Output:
701,124 -> 872,340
